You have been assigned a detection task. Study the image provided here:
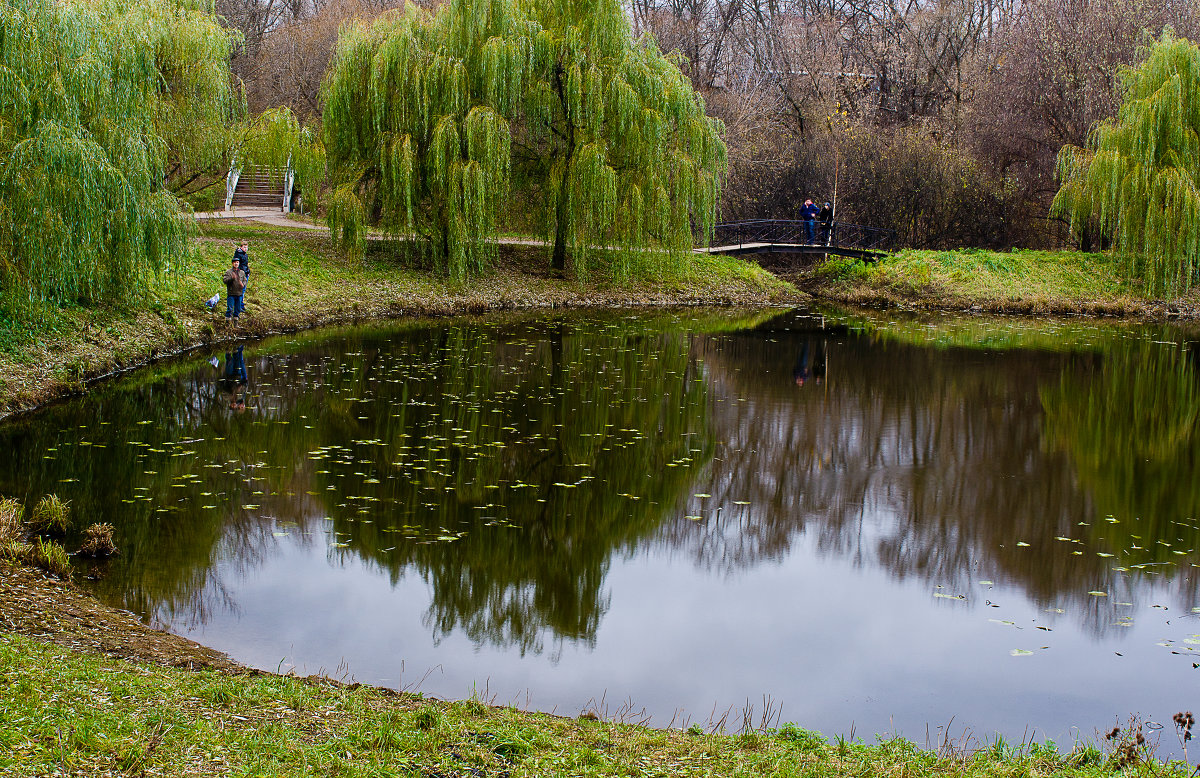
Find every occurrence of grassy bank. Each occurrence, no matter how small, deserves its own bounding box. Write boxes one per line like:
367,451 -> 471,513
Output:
802,248 -> 1200,316
0,220 -> 796,417
0,623 -> 1185,777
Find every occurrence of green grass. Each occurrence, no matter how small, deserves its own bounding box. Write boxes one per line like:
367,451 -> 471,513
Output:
814,248 -> 1154,310
0,633 -> 1185,777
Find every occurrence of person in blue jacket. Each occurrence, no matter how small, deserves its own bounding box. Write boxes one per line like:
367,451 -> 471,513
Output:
232,241 -> 250,317
801,199 -> 821,244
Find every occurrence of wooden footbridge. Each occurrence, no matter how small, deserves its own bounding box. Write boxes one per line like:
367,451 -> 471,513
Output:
700,220 -> 896,260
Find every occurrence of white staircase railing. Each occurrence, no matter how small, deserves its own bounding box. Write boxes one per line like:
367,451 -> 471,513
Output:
224,162 -> 240,212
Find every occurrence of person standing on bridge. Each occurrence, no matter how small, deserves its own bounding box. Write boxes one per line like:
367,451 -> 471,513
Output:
801,199 -> 821,244
818,202 -> 833,245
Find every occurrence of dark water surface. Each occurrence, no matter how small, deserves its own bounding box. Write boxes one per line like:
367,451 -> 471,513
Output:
6,308 -> 1200,752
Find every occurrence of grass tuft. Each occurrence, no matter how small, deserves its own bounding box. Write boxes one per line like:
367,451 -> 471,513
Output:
17,537 -> 72,577
413,704 -> 442,731
27,495 -> 71,535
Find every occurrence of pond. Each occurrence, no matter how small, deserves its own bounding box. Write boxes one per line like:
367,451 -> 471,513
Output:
4,307 -> 1200,755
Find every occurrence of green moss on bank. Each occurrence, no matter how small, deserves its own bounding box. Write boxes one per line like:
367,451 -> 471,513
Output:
0,632 -> 1182,777
0,220 -> 795,416
805,248 -> 1195,315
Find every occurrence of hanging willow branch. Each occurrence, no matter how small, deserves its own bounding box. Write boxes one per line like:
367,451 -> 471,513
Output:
0,0 -> 239,321
321,0 -> 726,280
1052,30 -> 1200,298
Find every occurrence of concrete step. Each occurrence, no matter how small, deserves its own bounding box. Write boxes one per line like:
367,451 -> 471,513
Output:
231,197 -> 282,207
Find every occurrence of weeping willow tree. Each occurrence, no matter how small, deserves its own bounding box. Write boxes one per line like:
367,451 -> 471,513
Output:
321,0 -> 726,279
1053,30 -> 1200,297
0,0 -> 239,320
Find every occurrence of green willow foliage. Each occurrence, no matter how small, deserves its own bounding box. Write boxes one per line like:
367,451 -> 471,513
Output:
0,0 -> 238,320
322,0 -> 726,280
1053,30 -> 1200,297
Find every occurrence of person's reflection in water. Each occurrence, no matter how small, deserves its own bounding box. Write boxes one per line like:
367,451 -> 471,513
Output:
221,345 -> 248,411
793,338 -> 828,387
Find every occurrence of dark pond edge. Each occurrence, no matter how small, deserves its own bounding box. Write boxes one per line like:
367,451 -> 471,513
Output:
0,293 -> 803,423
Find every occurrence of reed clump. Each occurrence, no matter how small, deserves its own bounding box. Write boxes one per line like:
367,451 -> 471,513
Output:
0,497 -> 21,545
78,523 -> 118,558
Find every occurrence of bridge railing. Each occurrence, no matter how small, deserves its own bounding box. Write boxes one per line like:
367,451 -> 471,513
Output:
710,220 -> 897,253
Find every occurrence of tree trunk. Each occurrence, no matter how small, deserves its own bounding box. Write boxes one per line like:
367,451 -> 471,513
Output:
552,176 -> 569,273
551,63 -> 575,275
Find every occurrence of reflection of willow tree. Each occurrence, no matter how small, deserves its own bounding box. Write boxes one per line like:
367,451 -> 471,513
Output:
1042,338 -> 1200,588
316,320 -> 712,654
659,315 -> 1200,635
0,311 -> 746,649
0,367 -> 290,621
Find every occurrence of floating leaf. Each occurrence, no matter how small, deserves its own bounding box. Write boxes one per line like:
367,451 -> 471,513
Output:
1010,649 -> 1034,657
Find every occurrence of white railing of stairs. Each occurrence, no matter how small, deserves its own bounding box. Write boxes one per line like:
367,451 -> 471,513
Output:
224,162 -> 240,212
282,155 -> 294,214
223,158 -> 295,213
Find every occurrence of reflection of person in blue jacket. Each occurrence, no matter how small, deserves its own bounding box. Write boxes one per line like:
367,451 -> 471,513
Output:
801,199 -> 821,244
793,339 -> 827,387
221,345 -> 248,410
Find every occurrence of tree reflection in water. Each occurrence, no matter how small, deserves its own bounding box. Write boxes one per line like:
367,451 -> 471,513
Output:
0,312 -> 737,653
2,310 -> 1200,651
670,312 -> 1200,637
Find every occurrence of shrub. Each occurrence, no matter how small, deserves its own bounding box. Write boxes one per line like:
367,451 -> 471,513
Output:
815,255 -> 871,282
28,495 -> 71,535
78,523 -> 118,558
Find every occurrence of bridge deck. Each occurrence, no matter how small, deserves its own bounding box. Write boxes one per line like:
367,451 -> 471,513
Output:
704,220 -> 895,261
698,242 -> 887,260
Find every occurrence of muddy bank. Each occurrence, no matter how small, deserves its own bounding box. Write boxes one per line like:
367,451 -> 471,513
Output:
0,563 -> 239,673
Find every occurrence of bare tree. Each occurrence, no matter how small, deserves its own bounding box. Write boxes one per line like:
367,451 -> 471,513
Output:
970,0 -> 1200,246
